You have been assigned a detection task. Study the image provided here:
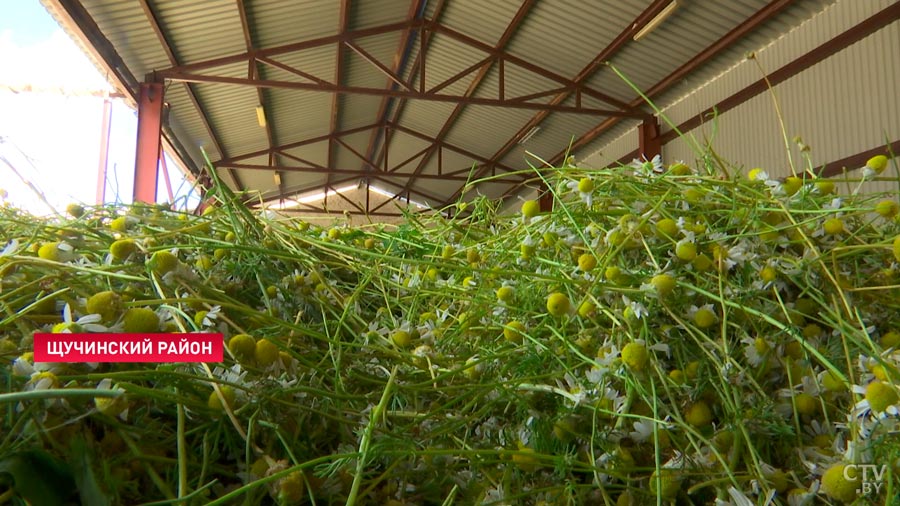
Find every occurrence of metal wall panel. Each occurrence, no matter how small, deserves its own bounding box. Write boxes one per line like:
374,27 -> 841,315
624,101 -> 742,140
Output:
661,0 -> 900,187
581,0 -> 898,191
581,119 -> 642,168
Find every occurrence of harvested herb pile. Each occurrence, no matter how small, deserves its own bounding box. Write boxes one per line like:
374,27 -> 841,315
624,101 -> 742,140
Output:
1,153 -> 899,505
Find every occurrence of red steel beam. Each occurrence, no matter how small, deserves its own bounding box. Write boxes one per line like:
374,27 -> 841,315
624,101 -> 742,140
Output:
335,137 -> 382,172
324,0 -> 352,205
277,150 -> 328,169
158,20 -> 423,75
359,0 -> 434,181
257,207 -> 425,218
345,40 -> 412,91
156,18 -> 630,111
227,123 -> 382,163
442,0 -> 675,208
389,123 -> 519,173
159,148 -> 175,204
385,0 -> 536,208
95,94 -> 112,204
134,81 -> 164,203
136,0 -> 243,191
255,174 -> 442,209
214,162 -> 523,183
428,55 -> 493,95
236,0 -> 279,197
638,117 -> 661,161
430,23 -> 632,110
257,55 -> 333,86
163,72 -> 642,117
225,123 -> 506,173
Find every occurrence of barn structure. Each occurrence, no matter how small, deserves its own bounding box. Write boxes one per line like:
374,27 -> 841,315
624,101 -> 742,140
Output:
42,0 -> 900,217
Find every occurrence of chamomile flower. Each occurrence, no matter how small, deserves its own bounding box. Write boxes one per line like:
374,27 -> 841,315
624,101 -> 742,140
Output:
622,295 -> 648,320
852,380 -> 899,416
742,336 -> 771,367
861,154 -> 889,179
55,303 -> 109,333
716,487 -> 771,506
689,304 -> 718,328
94,378 -> 128,419
12,353 -> 37,377
195,305 -> 221,328
631,153 -> 663,176
628,418 -> 659,443
566,177 -> 594,207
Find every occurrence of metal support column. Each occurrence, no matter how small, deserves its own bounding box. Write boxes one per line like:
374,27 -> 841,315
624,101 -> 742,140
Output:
95,93 -> 112,204
134,81 -> 165,203
538,184 -> 553,212
159,148 -> 175,205
638,117 -> 661,160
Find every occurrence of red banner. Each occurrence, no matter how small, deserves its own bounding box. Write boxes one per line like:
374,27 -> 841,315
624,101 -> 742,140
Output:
33,333 -> 224,363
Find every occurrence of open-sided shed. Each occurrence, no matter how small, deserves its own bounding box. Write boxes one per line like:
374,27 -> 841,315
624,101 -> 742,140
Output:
42,0 -> 899,217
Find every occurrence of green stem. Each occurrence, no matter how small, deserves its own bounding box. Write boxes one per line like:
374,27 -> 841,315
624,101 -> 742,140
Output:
346,365 -> 398,506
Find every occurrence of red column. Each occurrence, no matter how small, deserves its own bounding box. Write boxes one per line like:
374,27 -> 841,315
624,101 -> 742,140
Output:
159,148 -> 175,205
95,95 -> 112,204
639,117 -> 661,160
538,185 -> 553,212
134,82 -> 164,203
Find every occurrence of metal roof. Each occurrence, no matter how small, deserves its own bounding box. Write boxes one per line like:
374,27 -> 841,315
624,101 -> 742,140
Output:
45,0 -> 839,216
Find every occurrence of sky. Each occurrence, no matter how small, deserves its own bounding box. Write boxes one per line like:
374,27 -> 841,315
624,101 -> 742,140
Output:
0,1 -> 198,215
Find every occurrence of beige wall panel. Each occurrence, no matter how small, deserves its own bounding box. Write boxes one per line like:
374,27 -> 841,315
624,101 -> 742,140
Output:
582,0 -> 899,191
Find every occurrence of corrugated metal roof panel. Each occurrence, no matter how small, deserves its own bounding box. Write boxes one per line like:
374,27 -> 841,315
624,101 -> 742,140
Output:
438,0 -> 521,46
86,0 -> 170,78
580,119 -> 643,168
651,0 -> 837,121
164,84 -> 221,162
472,59 -> 561,103
259,46 -> 336,84
246,0 -> 340,49
153,0 -> 246,64
347,32 -> 405,88
411,33 -> 489,94
662,0 -> 900,179
586,0 -> 768,104
192,80 -> 268,158
505,1 -> 646,79
267,88 -> 333,147
280,143 -> 329,168
279,172 -> 324,191
417,146 -> 480,178
443,105 -> 536,159
381,132 -> 432,172
353,0 -> 410,30
500,113 -> 601,169
338,94 -> 385,131
334,130 -> 378,173
395,99 -> 458,139
409,179 -> 458,204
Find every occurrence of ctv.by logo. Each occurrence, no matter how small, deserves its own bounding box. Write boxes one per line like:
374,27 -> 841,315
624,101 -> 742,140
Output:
843,464 -> 888,495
